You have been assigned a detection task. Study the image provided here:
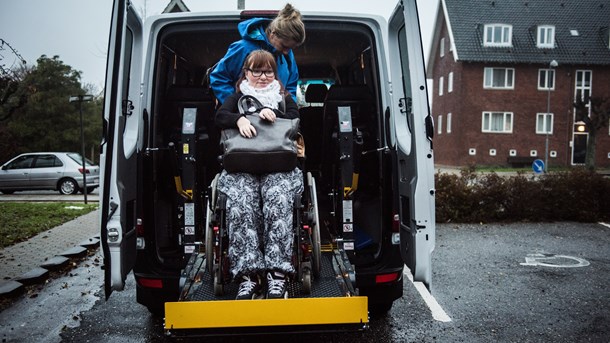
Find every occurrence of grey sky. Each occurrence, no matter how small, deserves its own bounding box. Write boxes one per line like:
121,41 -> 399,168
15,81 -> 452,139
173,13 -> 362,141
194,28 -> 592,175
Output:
0,0 -> 438,92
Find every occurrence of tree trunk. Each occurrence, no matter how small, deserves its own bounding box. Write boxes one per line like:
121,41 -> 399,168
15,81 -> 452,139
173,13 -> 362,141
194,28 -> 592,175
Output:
585,129 -> 597,171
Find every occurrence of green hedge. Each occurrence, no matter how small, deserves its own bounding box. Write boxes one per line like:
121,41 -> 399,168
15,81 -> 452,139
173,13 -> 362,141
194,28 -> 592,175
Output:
435,167 -> 610,223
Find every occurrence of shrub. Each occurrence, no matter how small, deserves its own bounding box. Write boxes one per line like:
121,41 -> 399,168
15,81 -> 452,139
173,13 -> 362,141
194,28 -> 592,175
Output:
435,168 -> 610,223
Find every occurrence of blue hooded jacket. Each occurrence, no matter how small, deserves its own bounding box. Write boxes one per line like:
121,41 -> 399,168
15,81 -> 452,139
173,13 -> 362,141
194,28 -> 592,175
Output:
210,17 -> 300,104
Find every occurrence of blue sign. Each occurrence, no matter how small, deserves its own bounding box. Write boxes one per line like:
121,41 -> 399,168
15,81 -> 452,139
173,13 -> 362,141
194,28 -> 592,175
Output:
532,159 -> 545,174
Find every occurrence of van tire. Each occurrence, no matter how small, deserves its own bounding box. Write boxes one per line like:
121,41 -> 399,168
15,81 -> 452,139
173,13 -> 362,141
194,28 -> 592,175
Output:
369,301 -> 393,318
147,305 -> 164,317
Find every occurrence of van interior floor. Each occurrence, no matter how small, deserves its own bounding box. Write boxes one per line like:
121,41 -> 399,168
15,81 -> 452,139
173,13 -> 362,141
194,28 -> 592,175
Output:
179,250 -> 354,301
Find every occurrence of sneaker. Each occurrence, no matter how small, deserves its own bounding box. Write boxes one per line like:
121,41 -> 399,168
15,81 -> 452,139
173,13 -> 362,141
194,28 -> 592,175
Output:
235,274 -> 262,300
266,271 -> 288,299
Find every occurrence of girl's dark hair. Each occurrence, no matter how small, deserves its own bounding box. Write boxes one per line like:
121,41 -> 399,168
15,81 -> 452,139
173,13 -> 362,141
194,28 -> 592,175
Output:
266,3 -> 305,45
236,50 -> 285,92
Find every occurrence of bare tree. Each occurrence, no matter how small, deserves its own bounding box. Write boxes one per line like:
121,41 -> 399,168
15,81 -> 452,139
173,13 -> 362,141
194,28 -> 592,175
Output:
573,96 -> 610,170
0,38 -> 29,122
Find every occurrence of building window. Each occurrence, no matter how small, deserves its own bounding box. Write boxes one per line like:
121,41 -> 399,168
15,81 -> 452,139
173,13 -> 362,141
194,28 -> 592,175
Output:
447,112 -> 452,133
537,25 -> 555,48
439,76 -> 444,96
440,37 -> 445,57
575,70 -> 593,116
437,114 -> 443,135
536,113 -> 554,134
482,111 -> 513,133
448,72 -> 454,93
484,67 -> 514,89
484,24 -> 512,47
538,69 -> 555,90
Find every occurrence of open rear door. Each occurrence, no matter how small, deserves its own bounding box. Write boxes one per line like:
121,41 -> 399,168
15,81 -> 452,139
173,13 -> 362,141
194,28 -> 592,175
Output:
100,0 -> 143,298
387,0 -> 436,289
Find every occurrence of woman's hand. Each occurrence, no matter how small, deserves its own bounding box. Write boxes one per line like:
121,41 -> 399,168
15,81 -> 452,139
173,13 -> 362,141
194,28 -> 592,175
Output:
259,108 -> 276,122
236,116 -> 257,138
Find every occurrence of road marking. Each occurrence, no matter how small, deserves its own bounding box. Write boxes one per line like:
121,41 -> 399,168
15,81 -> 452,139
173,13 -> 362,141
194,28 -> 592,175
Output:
599,222 -> 610,229
520,253 -> 590,268
404,270 -> 452,322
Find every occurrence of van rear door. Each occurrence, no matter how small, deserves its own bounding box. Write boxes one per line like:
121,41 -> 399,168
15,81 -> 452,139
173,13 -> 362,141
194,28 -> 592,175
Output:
100,0 -> 143,298
387,0 -> 436,289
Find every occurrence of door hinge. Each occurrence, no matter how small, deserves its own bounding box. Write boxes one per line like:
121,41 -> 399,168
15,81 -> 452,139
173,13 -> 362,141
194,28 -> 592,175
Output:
399,97 -> 412,115
122,100 -> 134,116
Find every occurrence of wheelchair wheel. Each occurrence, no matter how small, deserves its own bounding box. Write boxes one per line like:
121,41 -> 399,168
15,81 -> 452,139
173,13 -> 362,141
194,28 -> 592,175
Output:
307,172 -> 322,278
204,174 -> 219,273
302,268 -> 312,294
213,266 -> 224,296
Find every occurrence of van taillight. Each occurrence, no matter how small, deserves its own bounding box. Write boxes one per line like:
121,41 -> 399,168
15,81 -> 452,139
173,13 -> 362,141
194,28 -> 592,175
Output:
392,213 -> 400,232
375,272 -> 400,284
78,168 -> 90,174
137,277 -> 162,289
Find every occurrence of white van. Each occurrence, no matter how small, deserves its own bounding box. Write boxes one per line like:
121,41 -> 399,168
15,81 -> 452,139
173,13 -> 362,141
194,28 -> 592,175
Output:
101,0 -> 435,335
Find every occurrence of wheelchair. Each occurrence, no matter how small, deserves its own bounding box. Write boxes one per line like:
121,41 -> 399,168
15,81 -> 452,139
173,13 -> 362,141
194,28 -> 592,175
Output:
204,171 -> 322,297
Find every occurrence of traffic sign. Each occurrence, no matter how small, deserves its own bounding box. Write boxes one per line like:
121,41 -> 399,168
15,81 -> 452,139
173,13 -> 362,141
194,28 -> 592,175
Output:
532,159 -> 544,174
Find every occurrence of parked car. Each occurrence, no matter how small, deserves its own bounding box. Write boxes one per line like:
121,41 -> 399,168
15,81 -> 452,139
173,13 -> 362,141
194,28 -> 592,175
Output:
0,152 -> 100,195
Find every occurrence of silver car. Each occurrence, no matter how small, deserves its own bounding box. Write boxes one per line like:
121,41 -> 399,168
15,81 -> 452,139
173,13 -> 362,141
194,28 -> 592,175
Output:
0,152 -> 100,195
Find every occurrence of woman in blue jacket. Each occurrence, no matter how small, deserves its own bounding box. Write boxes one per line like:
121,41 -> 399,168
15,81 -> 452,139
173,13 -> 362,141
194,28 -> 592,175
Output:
210,3 -> 305,104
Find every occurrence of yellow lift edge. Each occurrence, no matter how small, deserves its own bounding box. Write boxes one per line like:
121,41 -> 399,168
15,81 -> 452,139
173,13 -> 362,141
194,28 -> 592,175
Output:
165,296 -> 368,330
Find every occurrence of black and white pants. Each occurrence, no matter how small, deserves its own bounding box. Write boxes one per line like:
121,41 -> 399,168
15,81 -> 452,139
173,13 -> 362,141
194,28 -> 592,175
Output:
218,168 -> 303,279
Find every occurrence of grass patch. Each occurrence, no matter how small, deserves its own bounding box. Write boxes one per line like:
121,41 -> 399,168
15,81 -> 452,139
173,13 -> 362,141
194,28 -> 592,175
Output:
0,202 -> 98,248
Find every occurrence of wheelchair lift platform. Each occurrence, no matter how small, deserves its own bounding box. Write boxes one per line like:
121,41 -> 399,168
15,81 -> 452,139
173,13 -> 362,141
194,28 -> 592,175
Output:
164,249 -> 368,335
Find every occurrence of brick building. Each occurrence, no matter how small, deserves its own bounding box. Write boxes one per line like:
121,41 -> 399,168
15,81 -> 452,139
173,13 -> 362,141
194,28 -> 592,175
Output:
427,0 -> 610,168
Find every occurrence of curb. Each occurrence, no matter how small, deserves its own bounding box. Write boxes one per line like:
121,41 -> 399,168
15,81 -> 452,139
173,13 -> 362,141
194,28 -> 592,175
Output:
0,236 -> 100,299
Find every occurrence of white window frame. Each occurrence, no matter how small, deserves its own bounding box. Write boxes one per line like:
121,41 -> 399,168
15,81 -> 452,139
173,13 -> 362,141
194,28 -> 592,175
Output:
448,72 -> 454,93
482,111 -> 513,133
484,67 -> 514,89
537,25 -> 555,48
536,112 -> 554,134
574,70 -> 593,116
484,24 -> 512,47
439,76 -> 444,96
538,69 -> 555,90
440,37 -> 445,57
447,112 -> 452,133
437,114 -> 443,134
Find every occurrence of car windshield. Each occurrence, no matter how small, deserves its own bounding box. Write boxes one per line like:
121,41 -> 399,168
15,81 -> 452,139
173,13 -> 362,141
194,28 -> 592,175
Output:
67,153 -> 95,166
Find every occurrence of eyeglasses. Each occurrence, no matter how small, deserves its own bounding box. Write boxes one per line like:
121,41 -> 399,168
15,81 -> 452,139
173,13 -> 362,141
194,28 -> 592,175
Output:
247,69 -> 275,77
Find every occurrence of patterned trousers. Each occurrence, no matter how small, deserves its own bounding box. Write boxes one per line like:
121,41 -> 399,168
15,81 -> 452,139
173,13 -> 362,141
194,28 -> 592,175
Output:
217,168 -> 304,279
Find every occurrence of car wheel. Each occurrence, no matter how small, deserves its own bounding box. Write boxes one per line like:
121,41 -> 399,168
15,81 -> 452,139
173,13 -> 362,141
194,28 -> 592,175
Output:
59,178 -> 79,195
81,186 -> 96,194
0,190 -> 15,195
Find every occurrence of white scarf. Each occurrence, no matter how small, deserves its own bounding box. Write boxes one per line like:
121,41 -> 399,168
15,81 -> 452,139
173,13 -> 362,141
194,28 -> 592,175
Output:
239,79 -> 283,110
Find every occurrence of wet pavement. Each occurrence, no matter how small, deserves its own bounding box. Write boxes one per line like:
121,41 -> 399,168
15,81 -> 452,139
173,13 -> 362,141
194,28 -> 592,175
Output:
0,206 -> 100,298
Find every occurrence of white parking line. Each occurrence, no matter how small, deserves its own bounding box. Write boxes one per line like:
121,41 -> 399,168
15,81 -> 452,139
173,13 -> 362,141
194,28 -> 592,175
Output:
404,270 -> 452,322
599,222 -> 610,229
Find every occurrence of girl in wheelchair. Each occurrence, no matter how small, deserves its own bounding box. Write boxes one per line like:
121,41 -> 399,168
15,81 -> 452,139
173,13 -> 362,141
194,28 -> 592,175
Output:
215,50 -> 303,300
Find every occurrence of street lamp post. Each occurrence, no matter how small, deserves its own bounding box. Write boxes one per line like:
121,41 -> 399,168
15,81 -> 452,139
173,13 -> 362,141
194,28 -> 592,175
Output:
544,60 -> 558,173
69,95 -> 93,203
